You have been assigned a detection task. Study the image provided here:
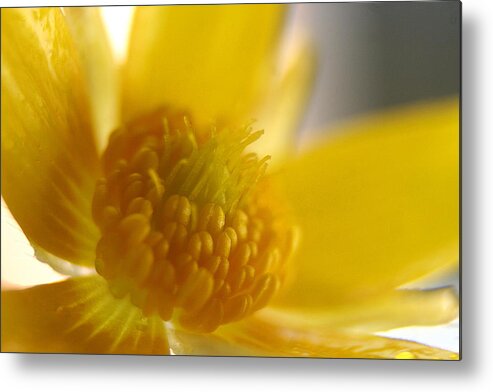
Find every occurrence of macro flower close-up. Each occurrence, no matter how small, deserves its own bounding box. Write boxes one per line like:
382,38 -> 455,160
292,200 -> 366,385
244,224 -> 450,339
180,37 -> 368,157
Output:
1,4 -> 459,359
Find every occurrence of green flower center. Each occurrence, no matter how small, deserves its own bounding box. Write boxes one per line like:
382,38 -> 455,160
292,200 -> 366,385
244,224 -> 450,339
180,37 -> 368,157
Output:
91,109 -> 297,332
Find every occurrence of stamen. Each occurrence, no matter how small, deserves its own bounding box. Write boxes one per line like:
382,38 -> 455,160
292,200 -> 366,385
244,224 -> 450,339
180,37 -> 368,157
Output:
92,109 -> 297,332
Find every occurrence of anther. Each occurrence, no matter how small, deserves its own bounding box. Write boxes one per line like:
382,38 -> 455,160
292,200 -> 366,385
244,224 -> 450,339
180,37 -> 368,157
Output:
215,231 -> 232,258
118,214 -> 150,247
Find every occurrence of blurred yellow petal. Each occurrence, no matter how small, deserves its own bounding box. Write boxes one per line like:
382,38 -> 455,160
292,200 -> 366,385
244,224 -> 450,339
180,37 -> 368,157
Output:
167,326 -> 257,356
1,276 -> 169,354
255,43 -> 315,164
220,314 -> 458,359
64,7 -> 119,151
1,8 -> 100,266
275,98 -> 459,307
268,287 -> 458,333
122,4 -> 285,129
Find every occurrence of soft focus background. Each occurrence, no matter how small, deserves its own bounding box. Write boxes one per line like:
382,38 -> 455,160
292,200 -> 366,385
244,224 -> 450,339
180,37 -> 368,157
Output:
1,2 -> 460,351
291,2 -> 460,139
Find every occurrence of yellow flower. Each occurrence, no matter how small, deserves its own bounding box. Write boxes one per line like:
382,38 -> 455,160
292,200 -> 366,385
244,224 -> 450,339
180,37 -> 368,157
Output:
1,6 -> 459,359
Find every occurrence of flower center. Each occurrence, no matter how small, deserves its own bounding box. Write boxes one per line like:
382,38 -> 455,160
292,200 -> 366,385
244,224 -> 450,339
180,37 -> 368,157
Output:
92,109 -> 297,332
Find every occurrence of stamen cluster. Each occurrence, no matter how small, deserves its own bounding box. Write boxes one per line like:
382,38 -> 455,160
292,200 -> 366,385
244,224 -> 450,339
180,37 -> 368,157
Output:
92,110 -> 297,332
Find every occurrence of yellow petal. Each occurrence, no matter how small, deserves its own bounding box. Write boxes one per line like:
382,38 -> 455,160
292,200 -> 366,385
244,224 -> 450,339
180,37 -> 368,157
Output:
274,98 -> 459,307
267,287 -> 458,333
1,276 -> 169,354
122,4 -> 285,129
64,7 -> 119,151
1,8 -> 100,266
220,314 -> 459,359
167,325 -> 257,356
255,43 -> 315,164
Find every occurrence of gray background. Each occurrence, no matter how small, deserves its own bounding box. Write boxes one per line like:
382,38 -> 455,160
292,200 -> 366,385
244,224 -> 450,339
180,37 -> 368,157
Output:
291,1 -> 460,139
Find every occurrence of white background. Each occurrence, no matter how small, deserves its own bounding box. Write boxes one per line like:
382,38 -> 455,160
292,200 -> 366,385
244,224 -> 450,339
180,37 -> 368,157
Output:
0,0 -> 491,391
